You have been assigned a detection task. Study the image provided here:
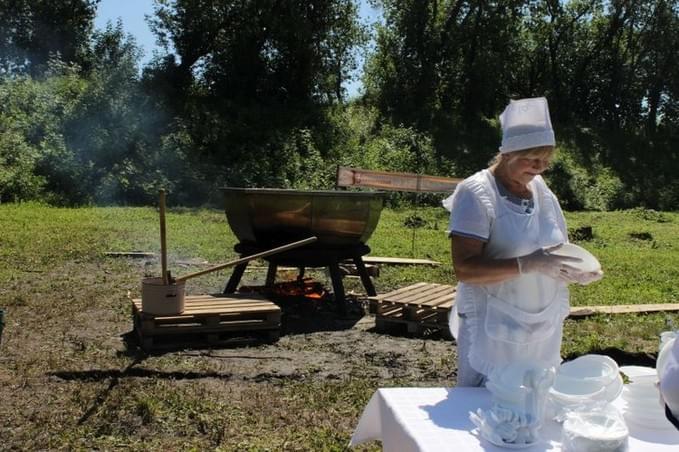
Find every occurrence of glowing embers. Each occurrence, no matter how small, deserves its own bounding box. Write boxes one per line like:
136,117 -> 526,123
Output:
240,277 -> 331,303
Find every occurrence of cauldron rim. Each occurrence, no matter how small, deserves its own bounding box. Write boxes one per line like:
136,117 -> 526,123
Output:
221,187 -> 386,197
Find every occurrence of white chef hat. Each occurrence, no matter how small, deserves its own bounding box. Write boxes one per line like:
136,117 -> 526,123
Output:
499,97 -> 555,154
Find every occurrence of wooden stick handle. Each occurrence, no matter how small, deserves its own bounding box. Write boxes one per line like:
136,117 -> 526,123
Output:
175,236 -> 318,283
159,189 -> 168,285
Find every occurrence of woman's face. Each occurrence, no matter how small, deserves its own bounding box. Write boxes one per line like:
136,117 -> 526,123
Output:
505,146 -> 553,185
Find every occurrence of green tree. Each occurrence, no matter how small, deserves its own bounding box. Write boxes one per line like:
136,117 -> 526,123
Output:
365,0 -> 526,173
0,61 -> 87,204
0,0 -> 99,76
147,0 -> 368,186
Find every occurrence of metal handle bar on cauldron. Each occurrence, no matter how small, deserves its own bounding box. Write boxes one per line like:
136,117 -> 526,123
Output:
173,236 -> 318,283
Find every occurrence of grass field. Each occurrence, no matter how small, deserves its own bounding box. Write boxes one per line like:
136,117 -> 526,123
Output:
0,202 -> 677,450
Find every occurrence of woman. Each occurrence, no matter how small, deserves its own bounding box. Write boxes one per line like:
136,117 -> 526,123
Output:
443,97 -> 602,387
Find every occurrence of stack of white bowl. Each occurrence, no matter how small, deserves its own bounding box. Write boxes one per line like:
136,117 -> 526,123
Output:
561,408 -> 629,452
621,372 -> 673,429
547,355 -> 624,420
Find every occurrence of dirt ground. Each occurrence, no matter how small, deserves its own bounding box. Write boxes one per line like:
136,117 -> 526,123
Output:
139,261 -> 459,383
0,257 -> 458,449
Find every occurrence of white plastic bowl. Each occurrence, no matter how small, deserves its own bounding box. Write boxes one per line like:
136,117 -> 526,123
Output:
622,375 -> 660,403
622,387 -> 662,410
548,356 -> 623,419
562,409 -> 628,451
624,409 -> 673,430
550,355 -> 621,403
623,386 -> 660,401
549,243 -> 601,273
551,375 -> 607,400
558,354 -> 619,385
627,373 -> 658,383
601,375 -> 624,402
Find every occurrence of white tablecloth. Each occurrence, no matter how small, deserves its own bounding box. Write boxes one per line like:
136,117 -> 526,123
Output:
350,385 -> 679,451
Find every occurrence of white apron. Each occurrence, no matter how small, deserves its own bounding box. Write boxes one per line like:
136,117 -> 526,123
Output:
450,171 -> 570,377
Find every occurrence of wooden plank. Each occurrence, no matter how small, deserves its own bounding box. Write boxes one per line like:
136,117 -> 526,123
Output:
180,298 -> 277,308
133,293 -> 269,303
372,282 -> 457,338
374,283 -> 452,304
336,166 -> 462,193
375,311 -> 451,339
387,284 -> 452,305
381,284 -> 439,304
144,319 -> 278,335
374,283 -> 455,322
435,299 -> 455,310
339,263 -> 380,278
136,299 -> 275,310
105,251 -> 155,258
132,294 -> 279,316
131,292 -> 282,352
569,303 -> 679,317
174,293 -> 268,302
133,301 -> 281,352
418,291 -> 456,308
376,302 -> 402,316
182,305 -> 280,315
368,282 -> 430,301
143,307 -> 280,323
362,256 -> 441,266
180,303 -> 278,313
140,308 -> 280,324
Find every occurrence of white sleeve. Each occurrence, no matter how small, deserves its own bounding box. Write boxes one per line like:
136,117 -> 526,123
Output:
548,189 -> 568,241
447,184 -> 491,241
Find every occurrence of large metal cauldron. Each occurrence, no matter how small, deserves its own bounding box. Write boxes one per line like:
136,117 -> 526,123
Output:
222,188 -> 385,248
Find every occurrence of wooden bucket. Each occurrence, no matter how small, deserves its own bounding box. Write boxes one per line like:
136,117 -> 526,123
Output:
141,277 -> 185,315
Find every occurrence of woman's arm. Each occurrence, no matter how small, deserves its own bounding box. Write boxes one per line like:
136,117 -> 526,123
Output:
451,234 -> 520,285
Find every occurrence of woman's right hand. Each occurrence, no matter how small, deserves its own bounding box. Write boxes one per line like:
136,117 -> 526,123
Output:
516,247 -> 582,283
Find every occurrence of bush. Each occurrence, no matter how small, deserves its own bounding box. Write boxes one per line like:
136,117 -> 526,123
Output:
658,181 -> 679,211
0,66 -> 86,204
0,131 -> 45,202
546,149 -> 625,211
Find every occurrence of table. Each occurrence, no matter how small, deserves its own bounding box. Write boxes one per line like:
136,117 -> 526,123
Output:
350,386 -> 679,451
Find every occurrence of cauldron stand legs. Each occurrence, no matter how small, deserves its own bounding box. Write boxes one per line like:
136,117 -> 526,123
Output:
222,243 -> 376,309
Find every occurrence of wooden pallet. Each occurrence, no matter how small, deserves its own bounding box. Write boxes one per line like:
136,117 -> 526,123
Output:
569,303 -> 679,317
369,282 -> 456,338
131,293 -> 282,351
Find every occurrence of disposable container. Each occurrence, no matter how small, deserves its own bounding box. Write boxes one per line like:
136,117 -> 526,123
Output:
548,355 -> 623,420
561,407 -> 628,452
558,354 -> 619,386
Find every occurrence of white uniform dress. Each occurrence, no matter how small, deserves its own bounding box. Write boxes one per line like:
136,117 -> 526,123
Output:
443,169 -> 570,386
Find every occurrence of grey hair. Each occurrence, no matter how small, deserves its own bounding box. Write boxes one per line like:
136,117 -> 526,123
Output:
489,146 -> 556,167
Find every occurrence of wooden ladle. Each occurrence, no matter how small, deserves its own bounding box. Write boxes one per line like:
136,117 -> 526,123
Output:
174,236 -> 317,283
159,189 -> 169,285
